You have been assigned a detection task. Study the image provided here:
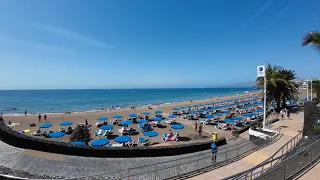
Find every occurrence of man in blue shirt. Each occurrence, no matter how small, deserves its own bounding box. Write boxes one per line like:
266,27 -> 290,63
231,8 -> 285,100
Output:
211,142 -> 217,163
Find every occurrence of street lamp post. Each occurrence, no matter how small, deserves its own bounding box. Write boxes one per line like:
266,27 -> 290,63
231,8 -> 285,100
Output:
307,75 -> 309,101
311,76 -> 313,101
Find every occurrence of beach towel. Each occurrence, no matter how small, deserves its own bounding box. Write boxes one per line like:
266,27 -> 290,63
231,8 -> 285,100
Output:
7,122 -> 22,126
23,129 -> 30,133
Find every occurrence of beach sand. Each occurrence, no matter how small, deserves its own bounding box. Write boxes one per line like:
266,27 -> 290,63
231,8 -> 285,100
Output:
3,93 -> 256,146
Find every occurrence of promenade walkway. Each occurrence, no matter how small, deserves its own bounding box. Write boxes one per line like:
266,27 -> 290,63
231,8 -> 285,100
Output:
189,111 -> 304,180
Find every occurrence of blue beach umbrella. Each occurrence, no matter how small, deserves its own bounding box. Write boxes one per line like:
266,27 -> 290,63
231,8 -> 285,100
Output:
137,119 -> 149,123
197,110 -> 204,113
143,131 -> 158,137
189,111 -> 196,114
222,110 -> 231,114
39,123 -> 52,128
232,116 -> 243,121
141,112 -> 150,115
71,141 -> 87,146
91,138 -> 109,147
215,113 -> 223,116
155,110 -> 163,114
193,104 -> 199,107
129,114 -> 138,117
171,124 -> 184,130
206,104 -> 212,106
187,106 -> 193,108
205,115 -> 215,119
255,109 -> 264,112
173,108 -> 180,111
153,117 -> 162,121
48,132 -> 65,138
100,125 -> 114,131
120,120 -> 133,126
97,117 -> 108,121
167,115 -> 177,119
199,104 -> 205,106
115,136 -> 132,143
223,119 -> 235,123
180,106 -> 187,109
60,121 -> 73,126
113,115 -> 123,119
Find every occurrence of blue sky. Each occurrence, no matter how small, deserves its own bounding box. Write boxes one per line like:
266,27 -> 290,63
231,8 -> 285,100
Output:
0,0 -> 319,89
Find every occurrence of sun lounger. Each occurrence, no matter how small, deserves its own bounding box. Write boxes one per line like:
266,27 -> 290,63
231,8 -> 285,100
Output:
138,137 -> 149,146
109,143 -> 124,147
149,121 -> 159,127
125,140 -> 135,147
163,119 -> 174,125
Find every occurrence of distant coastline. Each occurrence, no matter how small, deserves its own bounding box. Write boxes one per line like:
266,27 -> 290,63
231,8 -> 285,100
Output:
0,87 -> 257,116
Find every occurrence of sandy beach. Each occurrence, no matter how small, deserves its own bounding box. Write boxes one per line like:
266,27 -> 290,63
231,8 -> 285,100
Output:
3,92 -> 257,146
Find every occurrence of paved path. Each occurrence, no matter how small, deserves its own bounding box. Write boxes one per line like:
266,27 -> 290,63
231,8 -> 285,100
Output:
298,161 -> 320,180
189,111 -> 304,180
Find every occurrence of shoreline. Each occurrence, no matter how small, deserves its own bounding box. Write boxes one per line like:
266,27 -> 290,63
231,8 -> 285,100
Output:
3,91 -> 258,118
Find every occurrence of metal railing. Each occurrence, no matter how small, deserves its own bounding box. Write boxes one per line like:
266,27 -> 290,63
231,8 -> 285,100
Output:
255,136 -> 320,180
225,131 -> 303,180
71,134 -> 279,180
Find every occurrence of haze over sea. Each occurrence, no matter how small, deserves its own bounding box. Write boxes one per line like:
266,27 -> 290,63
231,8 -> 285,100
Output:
0,88 -> 255,115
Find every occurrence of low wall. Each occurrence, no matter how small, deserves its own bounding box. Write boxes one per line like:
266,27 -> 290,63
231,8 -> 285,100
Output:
0,117 -> 226,158
304,101 -> 320,137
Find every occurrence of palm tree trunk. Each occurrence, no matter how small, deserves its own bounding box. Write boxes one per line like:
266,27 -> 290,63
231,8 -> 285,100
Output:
276,100 -> 281,112
282,96 -> 286,109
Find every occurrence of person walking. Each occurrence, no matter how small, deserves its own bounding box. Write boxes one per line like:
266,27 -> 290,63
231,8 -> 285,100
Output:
198,124 -> 202,137
287,110 -> 290,120
280,109 -> 284,119
194,121 -> 198,132
44,114 -> 47,122
38,114 -> 41,122
211,142 -> 218,163
25,110 -> 28,116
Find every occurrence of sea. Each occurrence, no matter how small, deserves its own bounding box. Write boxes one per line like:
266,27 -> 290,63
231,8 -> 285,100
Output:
0,88 -> 256,115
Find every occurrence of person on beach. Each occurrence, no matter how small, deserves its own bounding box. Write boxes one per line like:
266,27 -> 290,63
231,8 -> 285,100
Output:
287,110 -> 290,120
211,142 -> 218,163
168,129 -> 173,138
0,112 -> 2,116
25,110 -> 27,116
198,124 -> 203,137
194,121 -> 198,132
280,110 -> 284,119
38,114 -> 41,122
44,114 -> 47,121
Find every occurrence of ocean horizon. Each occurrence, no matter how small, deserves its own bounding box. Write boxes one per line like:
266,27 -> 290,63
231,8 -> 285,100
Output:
0,87 -> 256,115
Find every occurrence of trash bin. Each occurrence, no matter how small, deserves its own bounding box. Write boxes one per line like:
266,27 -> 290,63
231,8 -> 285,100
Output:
212,132 -> 218,142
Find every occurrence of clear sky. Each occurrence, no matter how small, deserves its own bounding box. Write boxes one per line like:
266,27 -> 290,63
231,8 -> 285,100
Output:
0,0 -> 319,90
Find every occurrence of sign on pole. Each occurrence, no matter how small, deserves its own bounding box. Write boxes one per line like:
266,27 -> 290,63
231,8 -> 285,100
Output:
257,65 -> 265,77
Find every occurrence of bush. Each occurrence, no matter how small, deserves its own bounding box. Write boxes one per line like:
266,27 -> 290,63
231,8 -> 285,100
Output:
315,125 -> 320,134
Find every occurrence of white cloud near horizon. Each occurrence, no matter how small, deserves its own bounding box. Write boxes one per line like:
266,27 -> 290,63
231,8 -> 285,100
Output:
29,22 -> 113,48
272,0 -> 296,24
239,0 -> 274,31
0,32 -> 74,54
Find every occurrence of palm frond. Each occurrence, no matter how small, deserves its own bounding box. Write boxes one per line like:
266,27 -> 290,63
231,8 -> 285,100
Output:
302,31 -> 320,53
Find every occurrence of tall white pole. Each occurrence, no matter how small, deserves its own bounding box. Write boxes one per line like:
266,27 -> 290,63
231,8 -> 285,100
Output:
307,75 -> 309,101
263,63 -> 267,129
311,76 -> 313,101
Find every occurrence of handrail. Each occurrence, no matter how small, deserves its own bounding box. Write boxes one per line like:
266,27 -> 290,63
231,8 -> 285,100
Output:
224,131 -> 303,180
257,136 -> 320,180
67,133 -> 279,180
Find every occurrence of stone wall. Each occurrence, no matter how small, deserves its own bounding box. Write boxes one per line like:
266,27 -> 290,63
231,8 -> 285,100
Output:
303,101 -> 320,137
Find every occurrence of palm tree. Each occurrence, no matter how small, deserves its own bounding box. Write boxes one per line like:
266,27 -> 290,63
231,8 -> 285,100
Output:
302,31 -> 320,53
312,80 -> 320,98
277,69 -> 299,108
255,64 -> 299,112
